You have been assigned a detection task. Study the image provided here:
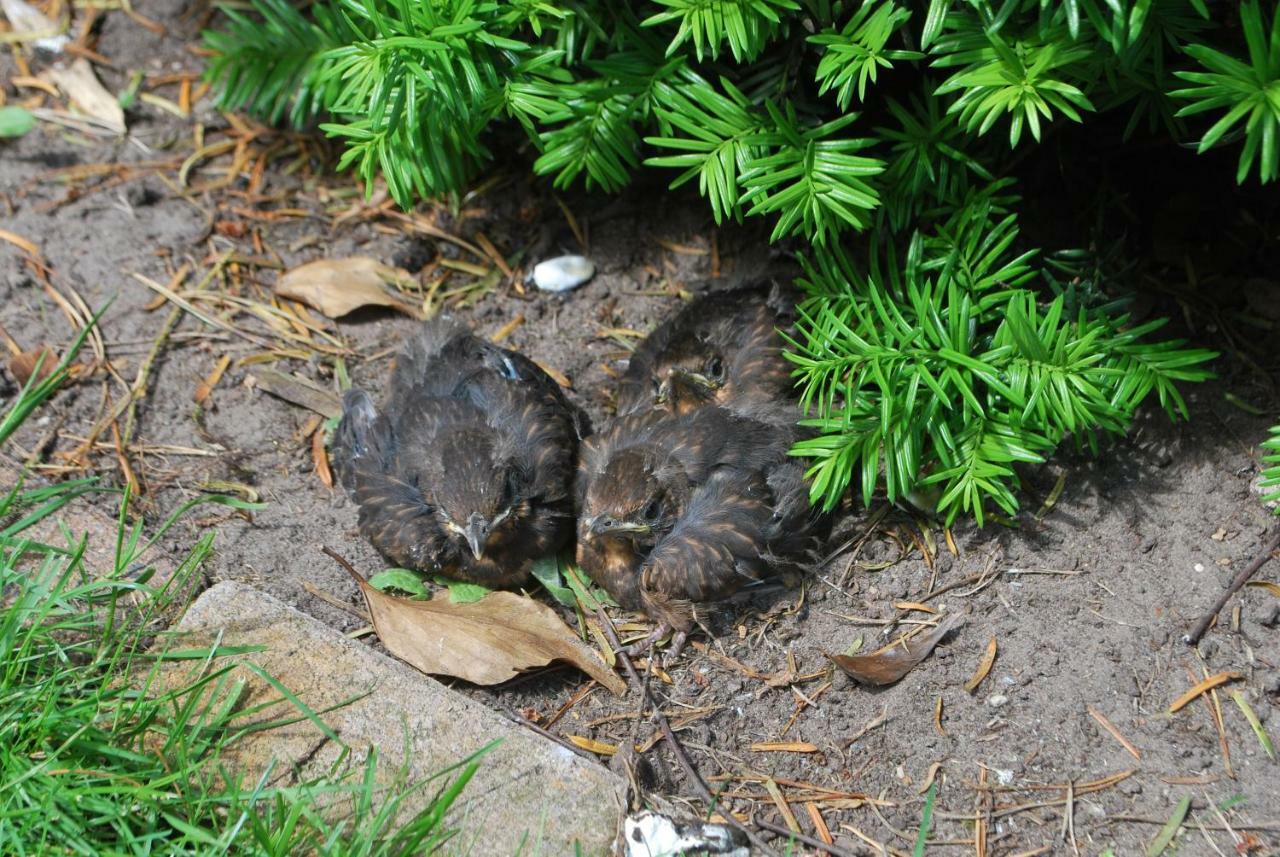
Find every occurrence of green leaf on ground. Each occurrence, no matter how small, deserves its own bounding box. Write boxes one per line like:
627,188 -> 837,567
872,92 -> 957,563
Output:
1146,794 -> 1191,856
432,575 -> 491,604
370,568 -> 430,598
0,106 -> 36,138
531,555 -> 576,607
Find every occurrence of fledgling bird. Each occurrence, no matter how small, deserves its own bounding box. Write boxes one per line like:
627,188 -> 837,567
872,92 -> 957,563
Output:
615,284 -> 794,420
576,405 -> 824,654
332,318 -> 585,587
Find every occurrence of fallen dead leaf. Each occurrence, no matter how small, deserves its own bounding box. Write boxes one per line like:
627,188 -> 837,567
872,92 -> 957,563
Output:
311,428 -> 333,489
568,735 -> 618,756
828,610 -> 965,686
0,227 -> 40,257
7,346 -> 58,387
534,359 -> 572,389
964,636 -> 998,693
249,368 -> 342,418
43,59 -> 126,134
193,354 -> 231,405
1088,704 -> 1142,760
1246,580 -> 1280,598
345,568 -> 626,695
750,741 -> 820,753
0,0 -> 69,50
1168,671 -> 1242,714
275,257 -> 422,319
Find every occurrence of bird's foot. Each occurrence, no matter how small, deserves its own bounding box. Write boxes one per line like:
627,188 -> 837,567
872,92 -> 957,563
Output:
624,624 -> 689,665
624,622 -> 671,658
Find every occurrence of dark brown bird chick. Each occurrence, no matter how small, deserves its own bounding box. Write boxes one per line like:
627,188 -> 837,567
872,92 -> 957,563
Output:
577,406 -> 823,655
332,318 -> 584,587
616,284 -> 794,420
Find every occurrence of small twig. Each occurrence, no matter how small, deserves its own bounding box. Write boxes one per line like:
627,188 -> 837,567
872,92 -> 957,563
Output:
321,545 -> 364,580
1061,779 -> 1078,856
1185,529 -> 1280,645
756,818 -> 858,857
122,304 -> 182,447
840,707 -> 891,749
629,654 -> 652,750
301,580 -> 371,622
595,609 -> 781,857
491,700 -> 599,763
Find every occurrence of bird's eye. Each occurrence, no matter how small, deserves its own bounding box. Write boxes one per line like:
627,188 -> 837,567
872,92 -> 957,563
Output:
642,499 -> 662,521
706,356 -> 725,380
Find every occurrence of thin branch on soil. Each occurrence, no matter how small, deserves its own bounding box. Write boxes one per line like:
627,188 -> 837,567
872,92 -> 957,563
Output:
594,608 -> 781,857
301,581 -> 371,622
490,700 -> 600,763
122,305 -> 183,448
756,818 -> 857,857
840,707 -> 890,749
1184,528 -> 1280,645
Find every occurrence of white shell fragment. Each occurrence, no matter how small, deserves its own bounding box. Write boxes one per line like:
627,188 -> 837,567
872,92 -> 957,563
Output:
531,255 -> 595,292
1,0 -> 70,52
622,811 -> 749,857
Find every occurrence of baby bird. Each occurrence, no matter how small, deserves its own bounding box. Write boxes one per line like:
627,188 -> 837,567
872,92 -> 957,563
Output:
615,284 -> 794,420
332,318 -> 583,587
577,405 -> 823,655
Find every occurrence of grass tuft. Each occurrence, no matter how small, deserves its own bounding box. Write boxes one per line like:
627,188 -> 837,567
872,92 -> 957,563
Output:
0,325 -> 488,855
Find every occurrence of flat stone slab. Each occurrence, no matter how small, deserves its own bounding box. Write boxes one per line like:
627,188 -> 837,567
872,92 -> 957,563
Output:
164,581 -> 626,855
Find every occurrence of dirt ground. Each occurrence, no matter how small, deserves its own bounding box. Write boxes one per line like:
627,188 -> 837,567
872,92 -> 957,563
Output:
3,5 -> 1279,855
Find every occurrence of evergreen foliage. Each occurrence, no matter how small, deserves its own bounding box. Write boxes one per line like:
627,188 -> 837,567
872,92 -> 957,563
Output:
200,0 -> 1263,523
1263,423 -> 1280,514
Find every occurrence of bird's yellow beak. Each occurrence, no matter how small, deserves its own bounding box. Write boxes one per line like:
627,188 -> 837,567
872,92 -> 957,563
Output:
586,515 -> 650,538
658,369 -> 717,405
463,515 -> 490,560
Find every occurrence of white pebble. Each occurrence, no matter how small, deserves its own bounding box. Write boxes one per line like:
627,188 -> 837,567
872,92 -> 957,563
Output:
531,255 -> 595,292
987,694 -> 1009,708
1194,563 -> 1205,572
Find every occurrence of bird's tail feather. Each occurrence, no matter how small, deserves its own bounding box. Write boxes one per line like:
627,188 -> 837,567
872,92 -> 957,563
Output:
332,389 -> 384,497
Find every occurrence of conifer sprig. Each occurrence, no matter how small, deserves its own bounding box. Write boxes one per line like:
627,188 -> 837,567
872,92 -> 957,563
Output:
203,0 -> 1256,523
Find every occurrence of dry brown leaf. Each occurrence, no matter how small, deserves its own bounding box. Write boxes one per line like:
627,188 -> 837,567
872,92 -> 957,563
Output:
275,257 -> 422,319
1246,580 -> 1280,598
8,346 -> 58,387
828,610 -> 965,686
964,636 -> 998,693
750,741 -> 820,753
0,0 -> 68,49
311,428 -> 333,489
568,736 -> 618,756
193,354 -> 231,405
249,368 -> 342,418
347,571 -> 626,695
0,228 -> 40,257
43,59 -> 126,134
1168,671 -> 1242,714
1087,704 -> 1142,760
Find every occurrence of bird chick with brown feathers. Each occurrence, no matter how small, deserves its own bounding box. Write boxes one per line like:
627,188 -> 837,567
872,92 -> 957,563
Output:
615,284 -> 794,420
332,318 -> 585,587
577,405 -> 824,656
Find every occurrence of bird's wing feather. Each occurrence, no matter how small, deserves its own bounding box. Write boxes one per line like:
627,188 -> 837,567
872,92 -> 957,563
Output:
332,389 -> 392,497
639,468 -> 774,630
390,316 -> 471,400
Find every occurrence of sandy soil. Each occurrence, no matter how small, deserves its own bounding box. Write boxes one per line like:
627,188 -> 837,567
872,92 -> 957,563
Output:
3,6 -> 1279,854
